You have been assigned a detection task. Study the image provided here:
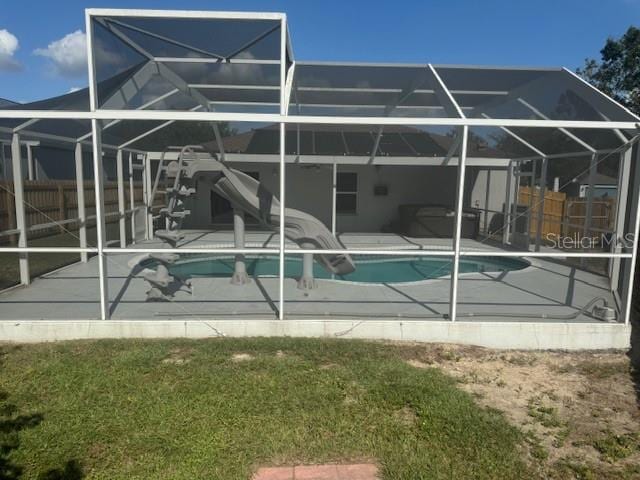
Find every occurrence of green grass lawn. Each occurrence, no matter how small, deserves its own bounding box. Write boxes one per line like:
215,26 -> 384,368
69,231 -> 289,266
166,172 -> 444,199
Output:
0,338 -> 530,480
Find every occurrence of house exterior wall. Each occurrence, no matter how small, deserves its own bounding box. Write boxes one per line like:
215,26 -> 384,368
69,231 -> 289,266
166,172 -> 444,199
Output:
336,165 -> 458,233
183,162 -> 333,229
467,167 -> 510,233
182,163 -> 459,233
285,164 -> 333,228
182,176 -> 213,228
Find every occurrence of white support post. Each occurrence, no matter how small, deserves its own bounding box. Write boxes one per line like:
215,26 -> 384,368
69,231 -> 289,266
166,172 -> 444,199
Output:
231,208 -> 250,285
140,154 -> 147,240
91,120 -> 109,320
116,149 -> 126,247
26,144 -> 34,181
11,133 -> 29,285
144,154 -> 152,240
526,159 -> 537,251
298,252 -> 316,290
583,153 -> 598,243
511,162 -> 520,244
623,144 -> 640,325
535,157 -> 548,252
87,10 -> 110,320
611,150 -> 632,288
1,142 -> 6,179
449,126 -> 469,322
278,124 -> 286,319
331,162 -> 337,235
128,152 -> 136,244
483,169 -> 491,235
278,16 -> 287,321
503,161 -> 514,245
74,143 -> 88,262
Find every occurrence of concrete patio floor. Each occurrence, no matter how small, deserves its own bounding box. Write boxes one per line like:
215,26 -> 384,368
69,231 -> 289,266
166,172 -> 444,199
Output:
0,231 -> 618,324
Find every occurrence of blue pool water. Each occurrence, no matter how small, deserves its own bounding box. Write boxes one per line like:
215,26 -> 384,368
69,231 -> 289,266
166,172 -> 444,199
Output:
149,255 -> 529,284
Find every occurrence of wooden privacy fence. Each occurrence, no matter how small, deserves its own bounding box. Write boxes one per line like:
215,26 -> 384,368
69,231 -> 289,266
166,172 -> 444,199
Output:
518,186 -> 616,240
518,186 -> 565,237
0,180 -> 144,241
563,197 -> 616,237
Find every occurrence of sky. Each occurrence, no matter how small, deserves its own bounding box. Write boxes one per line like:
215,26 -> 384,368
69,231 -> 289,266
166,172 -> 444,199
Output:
0,0 -> 638,103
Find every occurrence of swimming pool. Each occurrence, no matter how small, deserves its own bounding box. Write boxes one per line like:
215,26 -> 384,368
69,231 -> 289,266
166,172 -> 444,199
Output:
146,254 -> 529,284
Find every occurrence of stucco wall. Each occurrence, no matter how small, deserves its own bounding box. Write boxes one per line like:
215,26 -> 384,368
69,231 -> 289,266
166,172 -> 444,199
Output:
181,163 -> 517,235
335,165 -> 458,232
183,163 -> 459,233
466,167 -> 510,233
183,162 -> 333,229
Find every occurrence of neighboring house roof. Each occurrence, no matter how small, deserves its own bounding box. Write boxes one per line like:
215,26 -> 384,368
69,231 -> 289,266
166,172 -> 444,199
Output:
203,124 -> 502,158
0,98 -> 18,107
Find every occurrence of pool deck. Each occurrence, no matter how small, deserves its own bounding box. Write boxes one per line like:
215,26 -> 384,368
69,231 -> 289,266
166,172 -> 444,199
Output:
125,230 -> 541,252
0,230 -> 630,349
0,231 -> 618,325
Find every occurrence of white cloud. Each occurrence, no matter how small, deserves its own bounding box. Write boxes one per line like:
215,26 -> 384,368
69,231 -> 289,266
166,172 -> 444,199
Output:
34,30 -> 87,77
68,86 -> 81,93
0,29 -> 22,72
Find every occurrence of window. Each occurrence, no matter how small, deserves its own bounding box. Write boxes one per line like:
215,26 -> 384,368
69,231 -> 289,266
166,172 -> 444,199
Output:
336,172 -> 357,214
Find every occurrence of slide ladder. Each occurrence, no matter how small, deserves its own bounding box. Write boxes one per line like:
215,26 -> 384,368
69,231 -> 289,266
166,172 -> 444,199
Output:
143,146 -> 201,301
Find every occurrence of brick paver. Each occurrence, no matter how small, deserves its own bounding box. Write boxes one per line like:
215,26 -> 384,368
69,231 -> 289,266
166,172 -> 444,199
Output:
253,463 -> 379,480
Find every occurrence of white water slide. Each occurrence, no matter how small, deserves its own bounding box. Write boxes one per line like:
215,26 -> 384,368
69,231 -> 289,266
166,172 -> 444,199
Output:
182,159 -> 356,276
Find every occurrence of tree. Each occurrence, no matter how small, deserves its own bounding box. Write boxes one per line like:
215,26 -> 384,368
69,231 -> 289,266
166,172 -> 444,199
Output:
577,26 -> 640,116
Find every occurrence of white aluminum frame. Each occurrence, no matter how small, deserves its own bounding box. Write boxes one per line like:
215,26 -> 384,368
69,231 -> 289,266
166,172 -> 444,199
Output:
128,152 -> 136,244
116,149 -> 126,247
624,145 -> 640,323
0,7 -> 638,327
0,109 -> 636,129
449,126 -> 469,321
278,15 -> 287,320
10,133 -> 29,285
74,142 -> 88,262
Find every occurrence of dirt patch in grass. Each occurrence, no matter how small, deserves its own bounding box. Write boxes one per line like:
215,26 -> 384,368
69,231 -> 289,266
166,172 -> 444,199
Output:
319,363 -> 339,370
231,352 -> 254,362
161,347 -> 193,365
393,405 -> 418,427
402,343 -> 640,479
